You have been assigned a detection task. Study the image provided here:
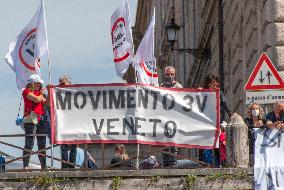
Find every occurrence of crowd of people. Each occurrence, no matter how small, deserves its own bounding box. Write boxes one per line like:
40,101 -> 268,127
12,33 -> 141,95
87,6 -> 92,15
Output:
244,101 -> 284,165
17,64 -> 284,170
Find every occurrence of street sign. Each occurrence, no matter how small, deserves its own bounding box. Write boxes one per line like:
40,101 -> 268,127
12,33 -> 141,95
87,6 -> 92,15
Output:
245,52 -> 284,104
244,52 -> 284,90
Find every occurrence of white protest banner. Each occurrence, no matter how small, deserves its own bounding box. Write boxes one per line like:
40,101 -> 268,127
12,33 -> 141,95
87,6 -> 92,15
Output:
254,128 -> 284,190
111,0 -> 134,77
50,84 -> 220,148
134,8 -> 159,86
5,0 -> 48,90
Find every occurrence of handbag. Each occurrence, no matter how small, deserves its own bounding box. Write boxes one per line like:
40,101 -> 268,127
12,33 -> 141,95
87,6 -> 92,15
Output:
22,100 -> 38,125
23,111 -> 38,125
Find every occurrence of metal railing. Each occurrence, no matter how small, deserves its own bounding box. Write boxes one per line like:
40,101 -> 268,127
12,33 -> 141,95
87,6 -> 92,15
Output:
0,135 -> 216,172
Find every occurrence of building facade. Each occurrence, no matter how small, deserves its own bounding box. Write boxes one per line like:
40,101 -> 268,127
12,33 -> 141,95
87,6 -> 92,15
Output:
133,0 -> 284,116
89,0 -> 284,166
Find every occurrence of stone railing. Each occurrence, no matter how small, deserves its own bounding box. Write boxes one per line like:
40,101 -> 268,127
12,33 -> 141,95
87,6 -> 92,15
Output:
0,168 -> 253,190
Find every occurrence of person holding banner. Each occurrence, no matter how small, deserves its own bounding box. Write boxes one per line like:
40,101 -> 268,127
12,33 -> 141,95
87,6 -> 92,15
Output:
202,74 -> 233,118
160,66 -> 182,88
159,66 -> 199,168
57,74 -> 78,169
22,74 -> 47,169
201,74 -> 234,167
160,66 -> 181,167
244,103 -> 266,165
266,101 -> 284,129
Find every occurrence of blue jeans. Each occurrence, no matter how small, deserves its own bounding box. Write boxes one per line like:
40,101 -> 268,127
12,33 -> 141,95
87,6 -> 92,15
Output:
45,117 -> 51,143
176,160 -> 198,167
23,122 -> 47,169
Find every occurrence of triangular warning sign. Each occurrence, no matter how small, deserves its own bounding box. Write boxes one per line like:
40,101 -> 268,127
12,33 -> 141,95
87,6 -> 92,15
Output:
245,52 -> 284,90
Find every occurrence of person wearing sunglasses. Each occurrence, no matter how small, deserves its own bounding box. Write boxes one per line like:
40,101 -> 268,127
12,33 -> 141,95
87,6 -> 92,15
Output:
160,66 -> 183,88
160,66 -> 182,167
22,74 -> 47,169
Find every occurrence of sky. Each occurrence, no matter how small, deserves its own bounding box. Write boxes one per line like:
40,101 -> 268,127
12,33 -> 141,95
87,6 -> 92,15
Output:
0,0 -> 137,168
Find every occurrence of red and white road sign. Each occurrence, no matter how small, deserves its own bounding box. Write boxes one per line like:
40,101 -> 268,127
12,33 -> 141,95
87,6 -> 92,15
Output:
244,52 -> 284,90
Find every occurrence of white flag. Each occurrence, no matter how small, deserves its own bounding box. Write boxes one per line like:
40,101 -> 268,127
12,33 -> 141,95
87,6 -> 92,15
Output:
111,0 -> 134,77
134,8 -> 158,86
5,0 -> 48,90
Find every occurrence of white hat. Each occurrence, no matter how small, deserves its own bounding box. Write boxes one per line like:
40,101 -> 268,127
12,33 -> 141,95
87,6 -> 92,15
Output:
27,74 -> 44,84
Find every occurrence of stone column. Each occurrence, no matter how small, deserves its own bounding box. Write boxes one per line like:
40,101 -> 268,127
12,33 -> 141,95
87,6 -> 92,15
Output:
226,114 -> 249,168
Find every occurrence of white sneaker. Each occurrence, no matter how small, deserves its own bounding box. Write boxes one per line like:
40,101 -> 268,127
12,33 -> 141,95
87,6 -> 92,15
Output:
24,167 -> 28,169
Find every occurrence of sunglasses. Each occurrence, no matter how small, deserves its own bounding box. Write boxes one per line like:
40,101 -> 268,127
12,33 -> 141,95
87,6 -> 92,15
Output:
165,73 -> 175,76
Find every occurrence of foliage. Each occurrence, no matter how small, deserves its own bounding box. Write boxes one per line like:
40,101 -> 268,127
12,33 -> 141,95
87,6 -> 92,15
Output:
26,176 -> 71,186
206,170 -> 248,181
144,176 -> 161,190
149,176 -> 160,183
182,175 -> 197,190
112,176 -> 122,190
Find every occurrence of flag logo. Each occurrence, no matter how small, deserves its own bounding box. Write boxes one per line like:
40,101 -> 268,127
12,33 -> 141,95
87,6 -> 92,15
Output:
139,61 -> 158,77
18,28 -> 37,71
111,17 -> 130,63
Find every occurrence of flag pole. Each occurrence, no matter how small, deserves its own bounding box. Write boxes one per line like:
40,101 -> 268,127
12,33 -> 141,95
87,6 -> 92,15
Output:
134,63 -> 140,169
46,26 -> 54,171
133,40 -> 140,171
47,55 -> 54,169
126,0 -> 140,169
151,7 -> 155,86
42,0 -> 54,169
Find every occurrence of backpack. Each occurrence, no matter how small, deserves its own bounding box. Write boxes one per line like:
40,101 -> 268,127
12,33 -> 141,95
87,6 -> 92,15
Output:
139,155 -> 161,169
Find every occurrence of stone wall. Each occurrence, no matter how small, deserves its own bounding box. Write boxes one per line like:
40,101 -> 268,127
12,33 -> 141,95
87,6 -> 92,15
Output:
0,168 -> 253,190
218,0 -> 283,114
